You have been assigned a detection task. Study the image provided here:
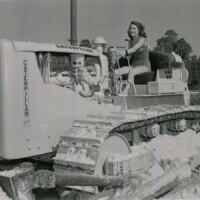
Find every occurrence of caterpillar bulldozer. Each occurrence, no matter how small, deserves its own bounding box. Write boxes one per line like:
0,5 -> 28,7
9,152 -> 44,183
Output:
0,38 -> 200,200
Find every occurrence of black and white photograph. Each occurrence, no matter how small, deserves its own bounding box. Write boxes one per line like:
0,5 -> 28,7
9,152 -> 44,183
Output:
0,0 -> 200,199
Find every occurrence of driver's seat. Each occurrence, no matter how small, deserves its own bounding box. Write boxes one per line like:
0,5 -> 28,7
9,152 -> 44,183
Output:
121,71 -> 155,85
134,71 -> 155,84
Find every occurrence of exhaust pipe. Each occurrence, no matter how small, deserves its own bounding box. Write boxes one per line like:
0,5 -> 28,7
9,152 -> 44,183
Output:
70,0 -> 77,45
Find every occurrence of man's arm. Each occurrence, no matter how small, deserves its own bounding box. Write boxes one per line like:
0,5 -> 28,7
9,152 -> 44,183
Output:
86,63 -> 101,85
80,64 -> 101,85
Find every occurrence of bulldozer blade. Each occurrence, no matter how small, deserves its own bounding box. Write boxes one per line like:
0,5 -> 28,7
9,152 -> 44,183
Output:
0,167 -> 34,200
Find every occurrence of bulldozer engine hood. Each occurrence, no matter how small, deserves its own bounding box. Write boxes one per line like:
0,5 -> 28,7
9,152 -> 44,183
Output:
11,40 -> 100,57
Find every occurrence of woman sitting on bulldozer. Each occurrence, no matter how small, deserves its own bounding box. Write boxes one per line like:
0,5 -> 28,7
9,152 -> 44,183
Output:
113,21 -> 151,96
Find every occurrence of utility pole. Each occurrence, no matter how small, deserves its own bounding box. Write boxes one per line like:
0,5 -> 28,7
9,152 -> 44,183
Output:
70,0 -> 77,45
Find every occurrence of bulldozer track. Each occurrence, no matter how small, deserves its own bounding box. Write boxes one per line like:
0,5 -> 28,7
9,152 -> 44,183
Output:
54,104 -> 200,174
53,104 -> 200,199
111,105 -> 200,133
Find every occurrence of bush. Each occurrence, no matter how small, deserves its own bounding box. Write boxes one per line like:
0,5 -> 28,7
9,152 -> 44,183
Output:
190,93 -> 200,105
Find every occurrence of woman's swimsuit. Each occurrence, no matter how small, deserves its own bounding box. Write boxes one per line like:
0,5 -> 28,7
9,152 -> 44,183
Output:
128,36 -> 151,70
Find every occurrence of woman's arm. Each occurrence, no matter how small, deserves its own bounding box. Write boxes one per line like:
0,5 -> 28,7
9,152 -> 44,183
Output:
126,37 -> 146,55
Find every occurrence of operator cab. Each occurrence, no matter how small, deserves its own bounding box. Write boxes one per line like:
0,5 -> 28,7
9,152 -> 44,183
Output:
36,50 -> 103,97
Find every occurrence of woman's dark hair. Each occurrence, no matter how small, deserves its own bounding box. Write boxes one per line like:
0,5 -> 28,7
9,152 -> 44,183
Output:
127,21 -> 147,38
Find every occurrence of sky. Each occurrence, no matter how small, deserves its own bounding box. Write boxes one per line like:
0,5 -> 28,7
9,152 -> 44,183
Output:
0,0 -> 200,55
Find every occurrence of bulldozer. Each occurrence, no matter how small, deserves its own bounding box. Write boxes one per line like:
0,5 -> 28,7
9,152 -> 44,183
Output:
1,37 -> 200,200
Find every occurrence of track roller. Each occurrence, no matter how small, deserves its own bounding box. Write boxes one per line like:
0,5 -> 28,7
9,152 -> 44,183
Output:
141,123 -> 160,138
190,120 -> 200,133
167,119 -> 187,132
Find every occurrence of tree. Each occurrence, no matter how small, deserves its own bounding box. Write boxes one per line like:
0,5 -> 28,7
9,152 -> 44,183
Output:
186,55 -> 200,89
79,39 -> 92,48
173,38 -> 192,60
155,30 -> 178,53
156,36 -> 174,53
154,30 -> 192,61
165,30 -> 178,41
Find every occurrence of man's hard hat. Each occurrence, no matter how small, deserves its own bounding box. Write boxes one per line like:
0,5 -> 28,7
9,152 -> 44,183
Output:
92,37 -> 108,45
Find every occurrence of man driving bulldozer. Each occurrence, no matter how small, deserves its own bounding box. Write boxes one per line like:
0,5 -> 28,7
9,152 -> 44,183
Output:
72,37 -> 110,98
71,53 -> 101,97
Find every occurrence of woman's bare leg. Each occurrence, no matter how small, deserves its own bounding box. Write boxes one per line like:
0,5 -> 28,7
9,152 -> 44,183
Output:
114,66 -> 130,77
121,66 -> 149,95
